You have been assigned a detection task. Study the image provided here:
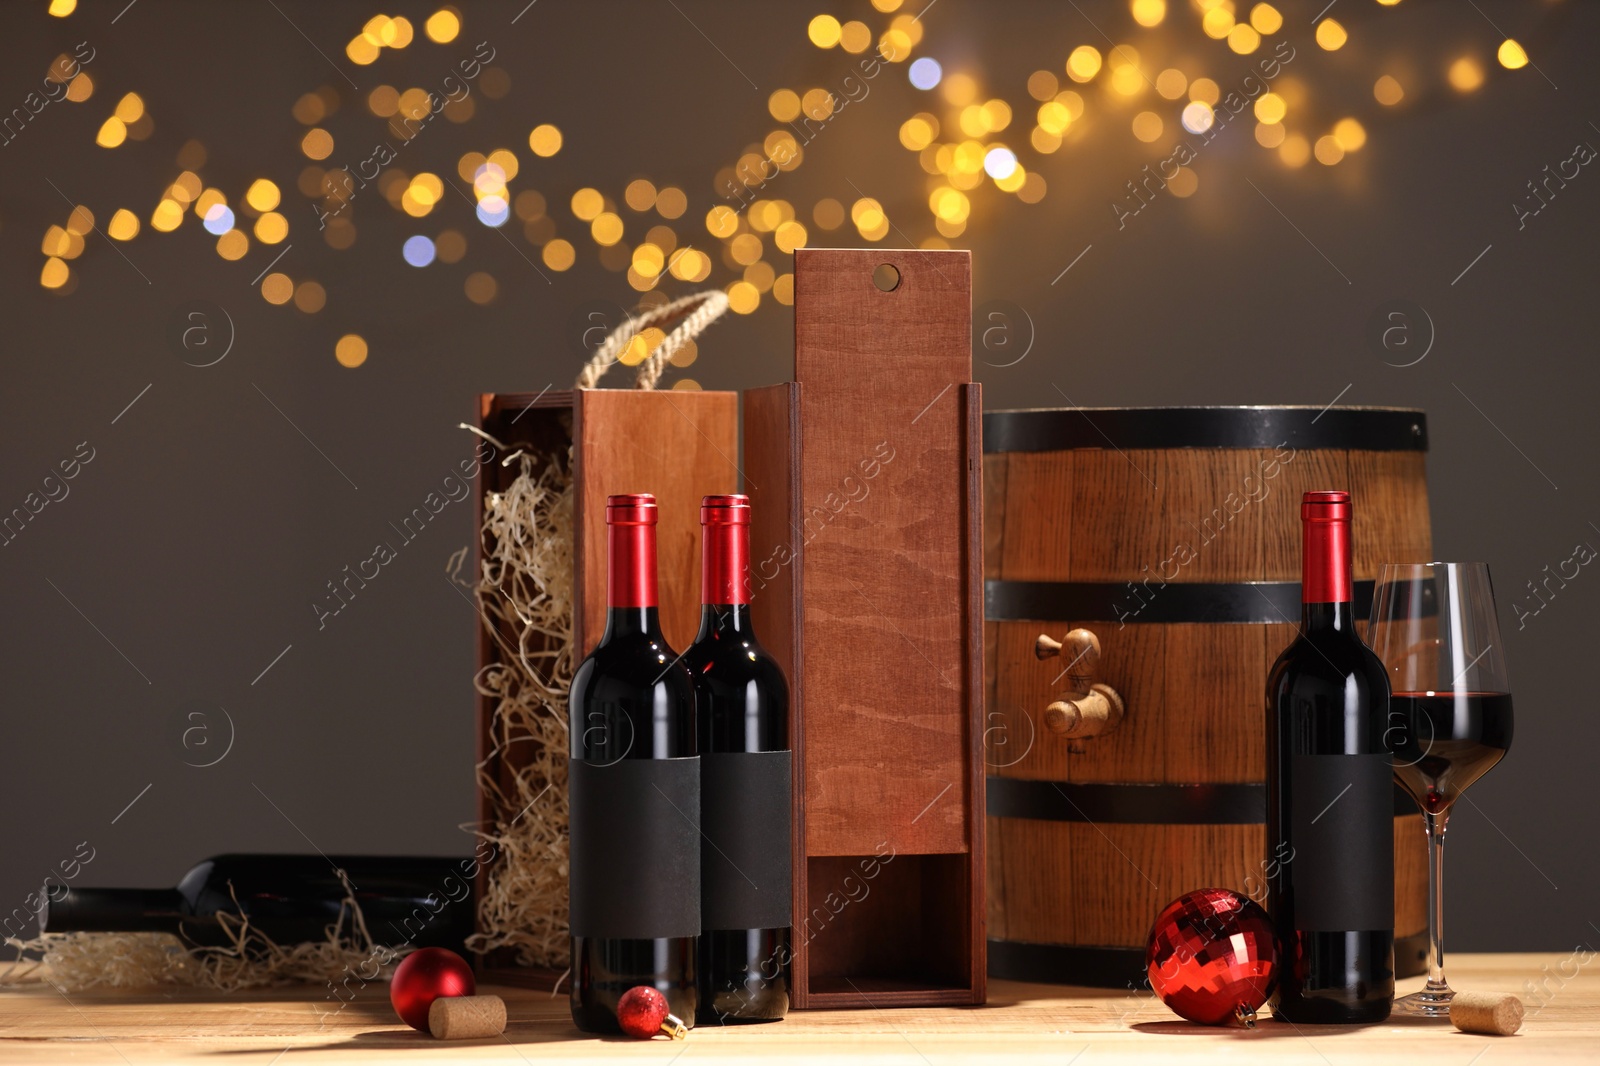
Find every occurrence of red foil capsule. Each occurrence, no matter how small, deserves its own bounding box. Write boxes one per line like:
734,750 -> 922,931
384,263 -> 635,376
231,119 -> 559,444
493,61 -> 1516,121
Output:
700,494 -> 751,606
606,493 -> 658,608
1300,490 -> 1353,605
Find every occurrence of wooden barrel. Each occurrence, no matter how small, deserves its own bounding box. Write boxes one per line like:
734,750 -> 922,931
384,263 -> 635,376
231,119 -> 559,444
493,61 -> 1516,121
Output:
983,406 -> 1431,987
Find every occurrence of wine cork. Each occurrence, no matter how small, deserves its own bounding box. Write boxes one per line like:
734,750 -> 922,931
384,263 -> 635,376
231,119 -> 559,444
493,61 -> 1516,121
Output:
1449,992 -> 1523,1036
428,994 -> 507,1040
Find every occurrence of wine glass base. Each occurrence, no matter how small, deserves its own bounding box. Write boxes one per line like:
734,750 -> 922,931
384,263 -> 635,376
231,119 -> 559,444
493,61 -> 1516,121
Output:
1394,988 -> 1454,1018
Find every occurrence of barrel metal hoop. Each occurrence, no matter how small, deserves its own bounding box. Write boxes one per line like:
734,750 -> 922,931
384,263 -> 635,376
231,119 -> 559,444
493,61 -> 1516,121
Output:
982,407 -> 1429,454
985,579 -> 1377,624
986,777 -> 1420,824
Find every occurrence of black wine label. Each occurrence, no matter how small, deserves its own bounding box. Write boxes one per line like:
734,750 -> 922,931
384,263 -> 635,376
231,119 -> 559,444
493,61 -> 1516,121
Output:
1289,753 -> 1394,932
568,756 -> 701,939
700,751 -> 793,931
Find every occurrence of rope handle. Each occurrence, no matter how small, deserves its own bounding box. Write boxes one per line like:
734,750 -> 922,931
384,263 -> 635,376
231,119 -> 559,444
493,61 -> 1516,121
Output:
574,289 -> 730,391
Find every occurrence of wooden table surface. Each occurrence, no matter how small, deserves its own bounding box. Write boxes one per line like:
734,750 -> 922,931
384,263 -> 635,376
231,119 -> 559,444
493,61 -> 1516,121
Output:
0,953 -> 1590,1063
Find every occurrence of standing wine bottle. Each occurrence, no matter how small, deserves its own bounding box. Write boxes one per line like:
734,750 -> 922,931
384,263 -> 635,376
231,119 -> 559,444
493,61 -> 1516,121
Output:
41,854 -> 474,951
569,493 -> 700,1034
1266,491 -> 1394,1023
686,495 -> 792,1024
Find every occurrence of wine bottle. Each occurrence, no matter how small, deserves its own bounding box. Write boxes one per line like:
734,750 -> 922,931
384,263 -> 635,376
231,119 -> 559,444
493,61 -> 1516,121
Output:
569,493 -> 700,1034
41,854 -> 474,951
1266,490 -> 1395,1023
686,494 -> 792,1024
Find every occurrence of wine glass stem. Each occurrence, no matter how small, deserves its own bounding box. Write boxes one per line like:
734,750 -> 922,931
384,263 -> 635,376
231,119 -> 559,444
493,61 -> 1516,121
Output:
1424,810 -> 1450,992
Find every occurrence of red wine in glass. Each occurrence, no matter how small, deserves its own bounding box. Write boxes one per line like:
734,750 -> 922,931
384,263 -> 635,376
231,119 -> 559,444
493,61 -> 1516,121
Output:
1388,692 -> 1514,816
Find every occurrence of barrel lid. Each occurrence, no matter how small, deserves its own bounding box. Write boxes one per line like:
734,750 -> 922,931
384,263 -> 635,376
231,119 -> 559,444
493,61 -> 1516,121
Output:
982,405 -> 1428,453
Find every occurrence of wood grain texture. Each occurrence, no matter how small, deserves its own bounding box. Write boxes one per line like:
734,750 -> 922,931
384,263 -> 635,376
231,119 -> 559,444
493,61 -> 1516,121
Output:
5,954 -> 1583,1062
570,388 -> 739,655
749,248 -> 984,1007
986,435 -> 1432,966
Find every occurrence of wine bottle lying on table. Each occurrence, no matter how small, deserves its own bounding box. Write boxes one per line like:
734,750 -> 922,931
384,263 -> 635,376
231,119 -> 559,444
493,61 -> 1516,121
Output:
42,853 -> 475,951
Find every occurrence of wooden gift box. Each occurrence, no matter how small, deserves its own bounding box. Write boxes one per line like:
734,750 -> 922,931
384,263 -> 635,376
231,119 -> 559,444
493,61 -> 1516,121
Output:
744,248 -> 986,1008
472,387 -> 739,985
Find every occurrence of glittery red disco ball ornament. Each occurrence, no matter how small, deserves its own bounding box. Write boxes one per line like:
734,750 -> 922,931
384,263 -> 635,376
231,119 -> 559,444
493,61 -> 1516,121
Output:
389,947 -> 476,1031
616,986 -> 688,1040
1146,888 -> 1277,1027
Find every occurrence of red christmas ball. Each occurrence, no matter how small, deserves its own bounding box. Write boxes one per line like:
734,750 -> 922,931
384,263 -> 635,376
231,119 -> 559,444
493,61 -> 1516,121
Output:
616,985 -> 686,1039
390,947 -> 476,1031
1146,888 -> 1277,1026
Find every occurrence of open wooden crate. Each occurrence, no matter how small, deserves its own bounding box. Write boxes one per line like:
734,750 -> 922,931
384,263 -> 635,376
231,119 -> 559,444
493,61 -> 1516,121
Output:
471,386 -> 739,986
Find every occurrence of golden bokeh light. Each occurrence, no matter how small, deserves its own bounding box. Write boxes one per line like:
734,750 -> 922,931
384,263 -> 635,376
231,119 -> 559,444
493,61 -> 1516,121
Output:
1333,117 -> 1367,152
66,206 -> 93,236
301,128 -> 333,160
1156,68 -> 1187,100
1066,46 -> 1102,83
465,272 -> 498,304
625,179 -> 657,212
1202,7 -> 1234,39
335,334 -> 368,368
107,209 -> 139,241
571,187 -> 605,221
1449,56 -> 1485,92
1167,166 -> 1198,198
1189,77 -> 1220,106
1028,70 -> 1059,101
262,273 -> 294,305
769,89 -> 801,122
1314,134 -> 1345,165
151,199 -> 184,232
808,15 -> 842,48
41,258 -> 70,288
114,93 -> 144,123
1250,3 -> 1283,34
426,8 -> 460,42
528,123 -> 563,157
1227,24 -> 1260,54
49,0 -> 76,15
839,20 -> 872,53
655,187 -> 687,219
1255,121 -> 1286,148
1280,133 -> 1311,168
1315,18 -> 1347,51
216,230 -> 249,260
541,238 -> 575,270
66,72 -> 93,102
1131,0 -> 1165,28
255,212 -> 289,243
1498,39 -> 1528,70
812,198 -> 845,229
1132,111 -> 1164,142
246,179 -> 281,212
96,117 -> 127,148
1374,74 -> 1404,105
294,281 -> 327,312
1254,92 -> 1286,124
347,35 -> 380,65
591,211 -> 624,245
727,280 -> 760,314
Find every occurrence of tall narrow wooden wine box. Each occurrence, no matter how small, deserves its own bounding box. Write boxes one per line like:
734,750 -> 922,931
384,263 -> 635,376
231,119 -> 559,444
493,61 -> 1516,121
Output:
744,248 -> 986,1008
472,386 -> 739,985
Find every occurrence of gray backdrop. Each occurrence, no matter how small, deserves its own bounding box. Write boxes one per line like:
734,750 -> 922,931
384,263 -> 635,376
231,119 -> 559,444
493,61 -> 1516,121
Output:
2,0 -> 1594,958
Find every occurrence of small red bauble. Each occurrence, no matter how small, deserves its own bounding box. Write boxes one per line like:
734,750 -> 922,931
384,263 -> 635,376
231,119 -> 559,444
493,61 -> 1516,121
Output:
616,985 -> 688,1040
390,947 -> 476,1031
1146,887 -> 1277,1027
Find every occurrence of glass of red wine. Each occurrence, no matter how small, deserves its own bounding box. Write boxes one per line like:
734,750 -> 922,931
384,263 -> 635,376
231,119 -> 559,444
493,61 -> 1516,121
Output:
1368,562 -> 1514,1018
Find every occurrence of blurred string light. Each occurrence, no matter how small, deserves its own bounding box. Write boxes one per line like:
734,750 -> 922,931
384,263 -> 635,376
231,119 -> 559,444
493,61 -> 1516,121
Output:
39,1 -> 1557,363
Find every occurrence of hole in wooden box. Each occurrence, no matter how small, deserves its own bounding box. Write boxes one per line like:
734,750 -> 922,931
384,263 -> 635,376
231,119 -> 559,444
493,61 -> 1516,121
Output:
803,853 -> 971,996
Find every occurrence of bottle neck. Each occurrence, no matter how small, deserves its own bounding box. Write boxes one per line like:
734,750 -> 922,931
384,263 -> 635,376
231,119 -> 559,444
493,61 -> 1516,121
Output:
42,887 -> 185,934
701,515 -> 750,607
1301,512 -> 1354,634
697,602 -> 754,639
605,518 -> 658,636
